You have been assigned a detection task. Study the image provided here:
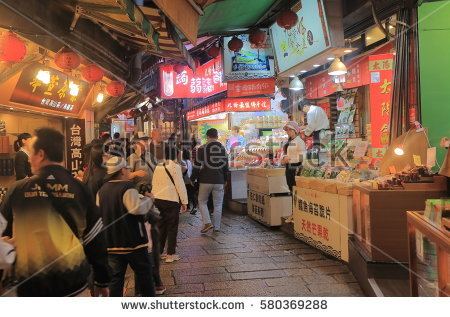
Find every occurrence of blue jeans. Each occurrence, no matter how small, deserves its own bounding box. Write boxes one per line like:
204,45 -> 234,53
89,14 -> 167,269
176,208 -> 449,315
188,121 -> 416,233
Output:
198,183 -> 224,230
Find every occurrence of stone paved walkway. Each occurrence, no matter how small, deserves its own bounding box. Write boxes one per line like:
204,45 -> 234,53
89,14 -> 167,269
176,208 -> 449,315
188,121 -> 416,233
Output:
124,211 -> 364,297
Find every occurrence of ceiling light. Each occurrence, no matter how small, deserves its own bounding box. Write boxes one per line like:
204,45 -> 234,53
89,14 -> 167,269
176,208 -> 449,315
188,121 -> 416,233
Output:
36,70 -> 51,84
313,64 -> 320,67
289,75 -> 295,78
328,57 -> 347,76
327,57 -> 335,61
366,36 -> 372,40
300,70 -> 307,73
64,116 -> 69,119
9,107 -> 14,110
96,92 -> 104,103
289,77 -> 304,91
389,25 -> 394,29
344,49 -> 352,53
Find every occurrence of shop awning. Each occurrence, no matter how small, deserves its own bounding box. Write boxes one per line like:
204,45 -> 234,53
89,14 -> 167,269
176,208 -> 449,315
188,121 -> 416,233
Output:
74,1 -> 194,68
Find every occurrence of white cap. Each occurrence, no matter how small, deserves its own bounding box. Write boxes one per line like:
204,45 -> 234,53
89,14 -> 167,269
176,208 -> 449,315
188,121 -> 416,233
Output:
105,156 -> 127,175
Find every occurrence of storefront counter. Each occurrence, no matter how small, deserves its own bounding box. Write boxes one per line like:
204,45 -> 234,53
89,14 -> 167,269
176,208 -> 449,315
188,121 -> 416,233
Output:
353,185 -> 447,263
247,168 -> 291,227
228,168 -> 248,200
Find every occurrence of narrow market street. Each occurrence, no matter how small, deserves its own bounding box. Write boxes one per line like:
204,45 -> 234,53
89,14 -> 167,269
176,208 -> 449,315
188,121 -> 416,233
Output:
124,211 -> 363,297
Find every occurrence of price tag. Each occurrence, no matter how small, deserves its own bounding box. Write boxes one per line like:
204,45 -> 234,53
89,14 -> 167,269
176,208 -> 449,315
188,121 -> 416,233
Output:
413,155 -> 422,166
426,147 -> 436,168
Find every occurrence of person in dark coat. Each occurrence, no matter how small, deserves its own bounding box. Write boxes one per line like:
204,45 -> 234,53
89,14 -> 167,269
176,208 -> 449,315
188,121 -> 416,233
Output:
13,133 -> 32,180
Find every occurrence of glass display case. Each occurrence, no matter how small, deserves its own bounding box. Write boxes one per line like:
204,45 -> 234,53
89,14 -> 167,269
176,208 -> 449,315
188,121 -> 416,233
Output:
407,211 -> 450,297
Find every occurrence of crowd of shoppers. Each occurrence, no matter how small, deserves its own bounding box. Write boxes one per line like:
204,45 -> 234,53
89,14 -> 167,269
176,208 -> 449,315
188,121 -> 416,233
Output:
0,127 -> 229,297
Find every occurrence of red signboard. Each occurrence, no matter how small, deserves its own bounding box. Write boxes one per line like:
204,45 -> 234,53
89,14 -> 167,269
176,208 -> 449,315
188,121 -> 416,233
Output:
160,56 -> 227,98
369,54 -> 394,156
304,42 -> 394,98
227,78 -> 275,97
186,101 -> 225,120
224,98 -> 271,112
186,97 -> 271,121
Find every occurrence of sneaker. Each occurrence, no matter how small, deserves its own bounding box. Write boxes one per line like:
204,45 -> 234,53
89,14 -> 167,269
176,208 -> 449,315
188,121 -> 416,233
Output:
213,229 -> 221,233
200,223 -> 214,233
190,208 -> 197,215
155,286 -> 166,295
165,254 -> 181,263
160,254 -> 168,260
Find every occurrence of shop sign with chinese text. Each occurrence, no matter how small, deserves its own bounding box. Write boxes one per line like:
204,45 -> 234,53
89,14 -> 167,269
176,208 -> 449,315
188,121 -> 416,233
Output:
293,187 -> 349,261
65,118 -> 86,176
160,56 -> 226,98
10,63 -> 89,114
224,98 -> 271,112
186,100 -> 225,120
223,34 -> 275,81
369,54 -> 394,157
227,78 -> 275,97
270,0 -> 331,75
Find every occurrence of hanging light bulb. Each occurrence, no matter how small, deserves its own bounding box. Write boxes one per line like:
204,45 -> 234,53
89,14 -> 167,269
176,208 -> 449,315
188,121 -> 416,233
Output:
289,77 -> 304,91
394,146 -> 404,156
69,81 -> 79,96
328,57 -> 347,76
96,92 -> 104,103
36,70 -> 51,84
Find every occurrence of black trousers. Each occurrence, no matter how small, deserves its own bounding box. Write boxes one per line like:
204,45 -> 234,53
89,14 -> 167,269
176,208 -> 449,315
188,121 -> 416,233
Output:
285,163 -> 301,192
108,248 -> 155,297
155,199 -> 181,255
312,130 -> 321,150
186,183 -> 198,210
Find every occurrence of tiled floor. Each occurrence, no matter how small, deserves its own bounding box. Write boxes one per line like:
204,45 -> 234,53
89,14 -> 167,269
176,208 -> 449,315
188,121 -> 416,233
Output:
124,211 -> 364,297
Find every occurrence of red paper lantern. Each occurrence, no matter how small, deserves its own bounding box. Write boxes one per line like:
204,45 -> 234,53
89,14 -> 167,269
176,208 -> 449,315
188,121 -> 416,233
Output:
81,64 -> 104,82
206,46 -> 220,58
174,64 -> 184,74
248,29 -> 267,47
228,36 -> 243,52
54,47 -> 80,71
276,9 -> 298,30
0,32 -> 26,63
106,81 -> 125,97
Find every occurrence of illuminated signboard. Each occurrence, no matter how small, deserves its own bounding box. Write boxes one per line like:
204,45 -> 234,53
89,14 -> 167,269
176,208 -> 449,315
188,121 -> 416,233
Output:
223,33 -> 275,81
270,0 -> 332,75
10,63 -> 89,114
186,98 -> 271,121
160,56 -> 227,98
227,78 -> 275,97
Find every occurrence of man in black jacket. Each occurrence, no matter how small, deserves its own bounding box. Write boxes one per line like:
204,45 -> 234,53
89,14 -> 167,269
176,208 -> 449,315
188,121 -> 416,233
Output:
1,128 -> 110,296
191,128 -> 229,233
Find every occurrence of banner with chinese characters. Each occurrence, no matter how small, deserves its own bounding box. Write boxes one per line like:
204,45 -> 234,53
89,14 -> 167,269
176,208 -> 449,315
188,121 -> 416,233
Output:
10,63 -> 89,114
224,98 -> 271,112
186,100 -> 225,121
369,54 -> 394,157
227,78 -> 275,97
223,34 -> 275,81
65,118 -> 86,177
292,187 -> 349,262
248,189 -> 292,227
160,56 -> 226,98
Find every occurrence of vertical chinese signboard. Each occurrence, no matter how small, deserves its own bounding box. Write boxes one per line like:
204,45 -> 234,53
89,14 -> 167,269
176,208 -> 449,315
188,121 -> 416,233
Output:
369,54 -> 394,158
10,63 -> 89,114
160,56 -> 227,98
293,187 -> 349,262
65,118 -> 86,177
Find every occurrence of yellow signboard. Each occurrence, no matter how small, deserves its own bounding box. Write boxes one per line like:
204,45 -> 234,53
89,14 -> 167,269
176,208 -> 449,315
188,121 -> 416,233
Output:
293,187 -> 349,261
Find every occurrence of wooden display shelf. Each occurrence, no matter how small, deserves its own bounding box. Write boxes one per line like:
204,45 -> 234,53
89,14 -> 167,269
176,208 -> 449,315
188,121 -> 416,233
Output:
352,184 -> 447,262
407,211 -> 450,297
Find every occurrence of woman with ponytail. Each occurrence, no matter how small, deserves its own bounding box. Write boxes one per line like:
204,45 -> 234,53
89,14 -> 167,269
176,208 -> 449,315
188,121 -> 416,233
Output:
14,133 -> 32,180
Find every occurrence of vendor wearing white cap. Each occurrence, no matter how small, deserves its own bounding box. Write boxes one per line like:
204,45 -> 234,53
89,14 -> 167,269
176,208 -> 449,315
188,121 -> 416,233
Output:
298,99 -> 330,151
282,121 -> 306,191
